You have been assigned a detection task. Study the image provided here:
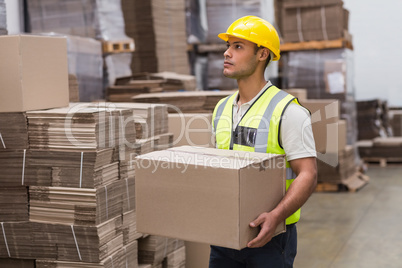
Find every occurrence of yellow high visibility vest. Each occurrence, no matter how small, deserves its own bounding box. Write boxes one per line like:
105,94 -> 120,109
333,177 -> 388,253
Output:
212,85 -> 302,225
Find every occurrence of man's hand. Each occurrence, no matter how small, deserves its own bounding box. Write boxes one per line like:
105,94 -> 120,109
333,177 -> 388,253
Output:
247,157 -> 317,248
247,212 -> 279,248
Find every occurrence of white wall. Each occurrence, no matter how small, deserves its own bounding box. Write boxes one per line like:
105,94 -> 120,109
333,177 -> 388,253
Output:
4,0 -> 22,34
343,0 -> 402,107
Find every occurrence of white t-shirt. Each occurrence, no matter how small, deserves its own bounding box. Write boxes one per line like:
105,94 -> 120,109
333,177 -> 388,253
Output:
227,83 -> 317,161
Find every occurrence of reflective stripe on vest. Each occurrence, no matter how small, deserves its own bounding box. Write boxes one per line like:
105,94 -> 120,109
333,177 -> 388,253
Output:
254,90 -> 290,153
212,86 -> 301,225
213,94 -> 232,132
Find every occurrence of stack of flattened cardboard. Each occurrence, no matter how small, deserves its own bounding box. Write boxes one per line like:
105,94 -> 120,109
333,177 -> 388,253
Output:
107,80 -> 165,102
139,265 -> 154,268
358,137 -> 402,160
0,150 -> 31,186
35,241 -> 138,268
117,137 -> 154,180
0,113 -> 28,149
0,258 -> 35,268
95,101 -> 170,150
356,99 -> 390,140
153,133 -> 174,151
109,72 -> 197,102
68,74 -> 80,102
390,110 -> 402,136
0,0 -> 6,36
125,103 -> 169,139
83,102 -> 171,182
121,0 -> 158,73
0,35 -> 140,266
0,186 -> 28,222
26,103 -> 135,150
29,218 -> 123,262
138,236 -> 184,266
122,211 -> 142,246
25,148 -> 115,188
278,0 -> 349,43
163,246 -> 186,268
121,0 -> 189,75
152,0 -> 189,74
120,177 -> 136,214
152,72 -> 197,92
132,91 -> 235,113
29,180 -> 122,226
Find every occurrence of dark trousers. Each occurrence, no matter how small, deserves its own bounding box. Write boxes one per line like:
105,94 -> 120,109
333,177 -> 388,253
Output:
209,224 -> 297,268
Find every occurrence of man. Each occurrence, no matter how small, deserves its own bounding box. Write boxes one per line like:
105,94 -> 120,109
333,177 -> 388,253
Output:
210,16 -> 317,267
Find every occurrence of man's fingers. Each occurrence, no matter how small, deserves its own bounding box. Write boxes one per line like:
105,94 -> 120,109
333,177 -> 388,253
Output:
247,229 -> 267,248
250,213 -> 264,228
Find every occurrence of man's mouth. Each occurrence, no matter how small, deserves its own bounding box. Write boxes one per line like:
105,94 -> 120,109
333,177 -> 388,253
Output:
224,61 -> 233,67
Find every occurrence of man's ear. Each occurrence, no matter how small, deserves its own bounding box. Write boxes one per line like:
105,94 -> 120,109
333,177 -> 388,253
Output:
259,48 -> 270,62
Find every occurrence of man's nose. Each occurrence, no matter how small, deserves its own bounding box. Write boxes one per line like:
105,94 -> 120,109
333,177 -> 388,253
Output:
223,47 -> 231,58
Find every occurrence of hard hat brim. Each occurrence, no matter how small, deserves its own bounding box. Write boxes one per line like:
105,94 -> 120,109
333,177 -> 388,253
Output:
218,33 -> 229,42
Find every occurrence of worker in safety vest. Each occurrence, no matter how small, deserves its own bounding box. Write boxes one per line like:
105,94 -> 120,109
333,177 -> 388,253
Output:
209,15 -> 318,267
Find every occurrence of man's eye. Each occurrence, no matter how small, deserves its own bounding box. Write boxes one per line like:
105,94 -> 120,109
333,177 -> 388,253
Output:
235,45 -> 241,49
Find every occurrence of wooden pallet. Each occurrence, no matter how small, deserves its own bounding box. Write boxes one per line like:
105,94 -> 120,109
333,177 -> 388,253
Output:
280,38 -> 353,52
363,157 -> 402,167
102,39 -> 135,54
315,172 -> 370,193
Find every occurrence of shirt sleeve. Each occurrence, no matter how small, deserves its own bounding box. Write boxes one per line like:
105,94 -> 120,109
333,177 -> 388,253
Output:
280,103 -> 317,161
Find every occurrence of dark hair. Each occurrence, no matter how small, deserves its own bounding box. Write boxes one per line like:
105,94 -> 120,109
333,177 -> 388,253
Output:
254,44 -> 271,69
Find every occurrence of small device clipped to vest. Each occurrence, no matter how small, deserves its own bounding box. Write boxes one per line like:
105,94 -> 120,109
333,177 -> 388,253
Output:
232,126 -> 257,148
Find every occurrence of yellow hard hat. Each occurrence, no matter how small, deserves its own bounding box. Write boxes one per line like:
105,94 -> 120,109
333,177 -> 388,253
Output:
218,15 -> 281,61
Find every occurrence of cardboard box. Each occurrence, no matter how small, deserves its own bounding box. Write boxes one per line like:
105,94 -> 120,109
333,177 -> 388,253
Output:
284,88 -> 308,102
301,99 -> 342,153
135,146 -> 286,250
168,113 -> 214,148
0,35 -> 69,112
324,59 -> 346,94
281,3 -> 347,43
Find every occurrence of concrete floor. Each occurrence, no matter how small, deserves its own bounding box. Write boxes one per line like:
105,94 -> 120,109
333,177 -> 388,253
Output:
295,165 -> 402,268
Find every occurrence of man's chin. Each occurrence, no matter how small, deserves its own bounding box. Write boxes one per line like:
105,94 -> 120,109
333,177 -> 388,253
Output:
223,71 -> 235,79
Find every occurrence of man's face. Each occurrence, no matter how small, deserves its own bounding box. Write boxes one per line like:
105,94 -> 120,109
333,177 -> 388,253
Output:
223,36 -> 260,79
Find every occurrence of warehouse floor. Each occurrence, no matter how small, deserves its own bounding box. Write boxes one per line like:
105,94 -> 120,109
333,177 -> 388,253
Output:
295,165 -> 402,268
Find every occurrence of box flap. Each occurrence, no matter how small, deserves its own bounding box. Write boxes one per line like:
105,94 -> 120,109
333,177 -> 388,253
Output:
135,146 -> 284,170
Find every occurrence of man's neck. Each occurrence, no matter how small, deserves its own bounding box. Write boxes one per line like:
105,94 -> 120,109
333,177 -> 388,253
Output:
236,76 -> 268,105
